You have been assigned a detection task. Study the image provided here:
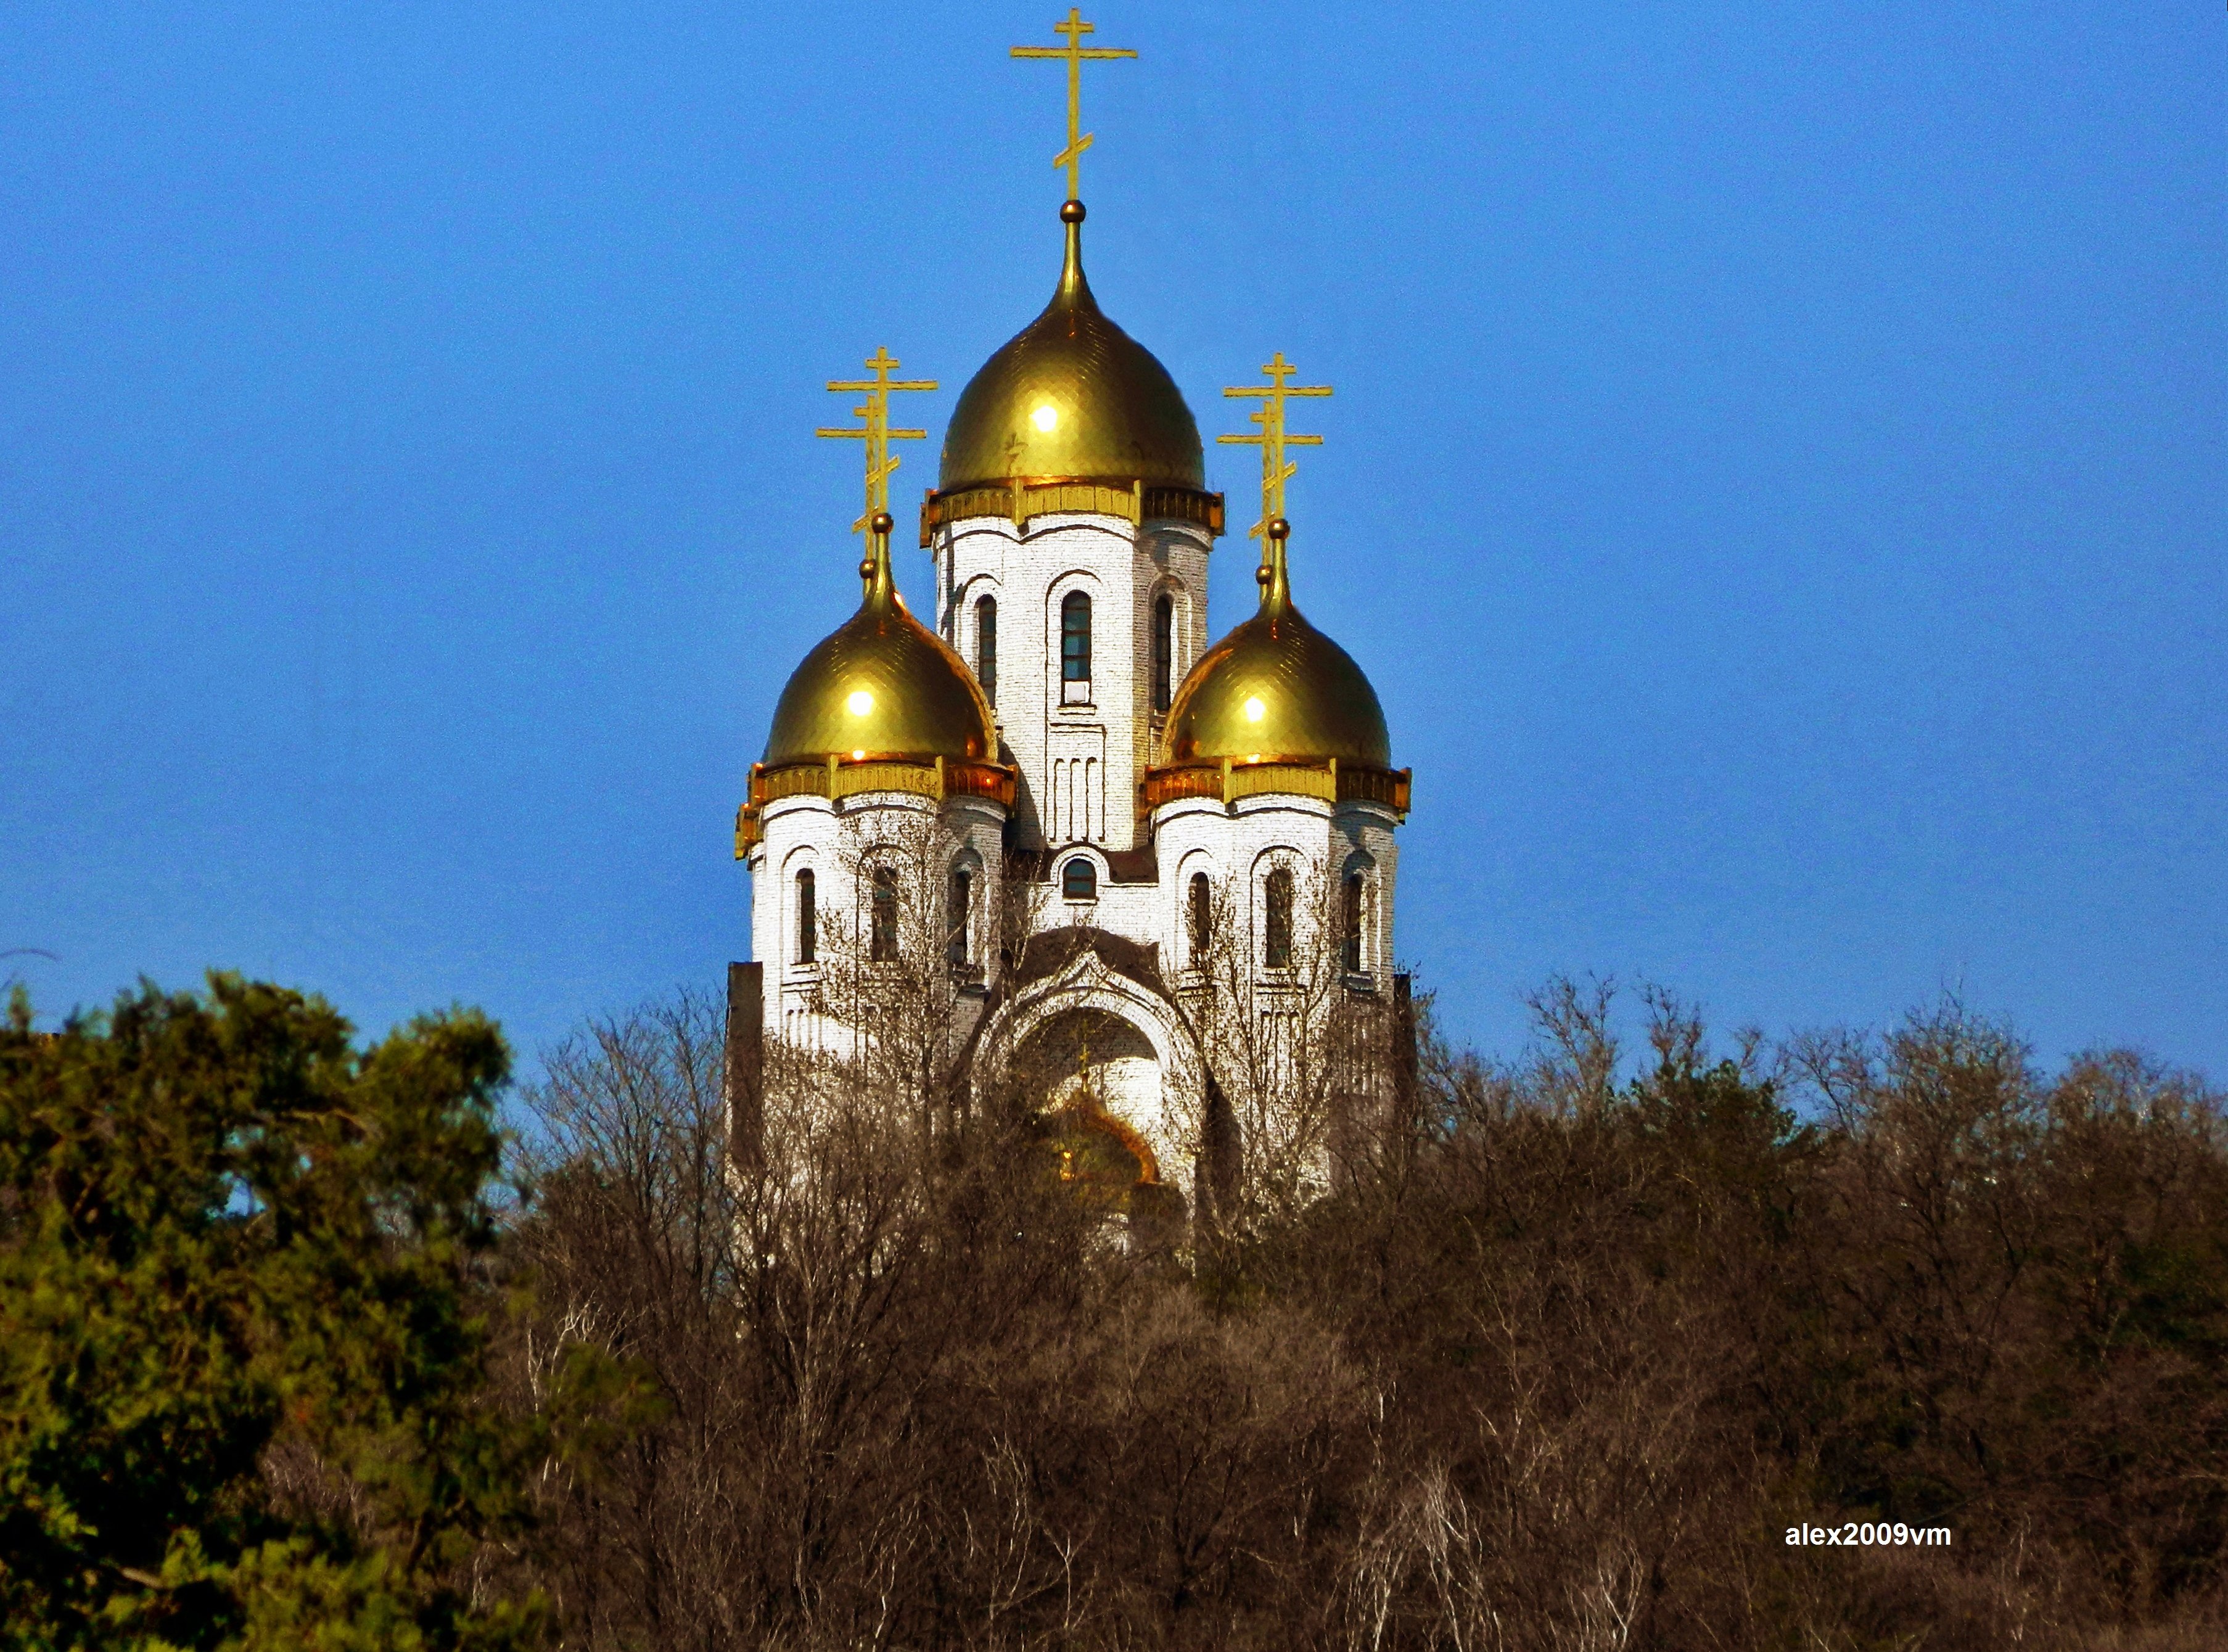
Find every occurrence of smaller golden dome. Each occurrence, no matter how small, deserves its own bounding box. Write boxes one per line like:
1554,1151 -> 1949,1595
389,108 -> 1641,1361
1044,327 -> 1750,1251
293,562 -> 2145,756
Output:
1159,530 -> 1390,768
939,205 -> 1204,493
763,541 -> 995,766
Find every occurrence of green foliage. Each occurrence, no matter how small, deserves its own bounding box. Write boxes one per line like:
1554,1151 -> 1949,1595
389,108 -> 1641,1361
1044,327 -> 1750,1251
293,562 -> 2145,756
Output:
0,975 -> 567,1651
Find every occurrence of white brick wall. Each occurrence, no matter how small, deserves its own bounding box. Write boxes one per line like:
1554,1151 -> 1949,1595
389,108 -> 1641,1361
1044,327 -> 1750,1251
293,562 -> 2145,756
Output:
747,789 -> 1006,1053
1150,795 -> 1402,986
934,511 -> 1211,854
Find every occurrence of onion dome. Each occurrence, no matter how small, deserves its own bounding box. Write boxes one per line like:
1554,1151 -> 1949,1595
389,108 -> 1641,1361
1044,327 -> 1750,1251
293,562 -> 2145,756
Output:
938,203 -> 1203,493
763,516 -> 995,766
1159,520 -> 1390,768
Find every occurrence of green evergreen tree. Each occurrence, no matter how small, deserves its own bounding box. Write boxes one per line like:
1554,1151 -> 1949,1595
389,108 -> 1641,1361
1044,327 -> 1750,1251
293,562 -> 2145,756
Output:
0,974 -> 583,1651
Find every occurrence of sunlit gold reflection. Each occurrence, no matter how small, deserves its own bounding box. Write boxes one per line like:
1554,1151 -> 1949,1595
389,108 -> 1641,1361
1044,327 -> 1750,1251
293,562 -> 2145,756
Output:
1154,591 -> 1391,768
937,213 -> 1203,493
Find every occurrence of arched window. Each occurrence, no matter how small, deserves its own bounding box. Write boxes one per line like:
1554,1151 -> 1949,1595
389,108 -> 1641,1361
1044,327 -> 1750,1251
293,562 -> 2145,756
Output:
1062,857 -> 1096,900
974,594 -> 997,705
1342,872 -> 1365,973
1151,592 -> 1174,712
795,869 -> 816,964
1061,591 -> 1091,683
1188,871 -> 1212,963
948,866 -> 972,968
1264,866 -> 1294,969
869,866 -> 898,963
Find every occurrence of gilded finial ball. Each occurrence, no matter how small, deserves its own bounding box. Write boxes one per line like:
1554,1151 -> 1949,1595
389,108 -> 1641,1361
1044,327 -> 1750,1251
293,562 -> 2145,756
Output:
858,557 -> 876,580
1267,517 -> 1290,541
870,511 -> 894,536
1060,199 -> 1086,224
1256,564 -> 1272,587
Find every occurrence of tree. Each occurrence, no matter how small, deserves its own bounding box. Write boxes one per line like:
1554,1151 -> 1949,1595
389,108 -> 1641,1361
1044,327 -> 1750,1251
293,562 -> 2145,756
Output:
1789,1004 -> 2228,1621
509,987 -> 1360,1651
503,968 -> 2228,1651
1178,863 -> 1398,1230
0,974 -> 603,1652
791,808 -> 1040,1141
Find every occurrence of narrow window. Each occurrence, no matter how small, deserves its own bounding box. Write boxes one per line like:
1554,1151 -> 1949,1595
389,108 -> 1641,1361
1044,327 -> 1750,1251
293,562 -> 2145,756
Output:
1063,857 -> 1096,900
870,866 -> 898,963
974,594 -> 997,705
1342,873 -> 1365,972
948,866 -> 972,967
1151,592 -> 1174,712
795,869 -> 816,964
1188,871 -> 1212,963
1061,590 -> 1091,683
1264,866 -> 1293,968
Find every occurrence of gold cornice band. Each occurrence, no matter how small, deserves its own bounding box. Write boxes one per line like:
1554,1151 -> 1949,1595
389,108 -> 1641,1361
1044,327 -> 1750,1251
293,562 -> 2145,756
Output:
734,756 -> 1019,857
920,480 -> 1224,545
1140,758 -> 1410,818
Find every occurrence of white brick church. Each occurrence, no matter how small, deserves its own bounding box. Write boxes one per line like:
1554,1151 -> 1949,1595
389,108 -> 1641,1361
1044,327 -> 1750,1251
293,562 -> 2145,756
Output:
730,26 -> 1413,1220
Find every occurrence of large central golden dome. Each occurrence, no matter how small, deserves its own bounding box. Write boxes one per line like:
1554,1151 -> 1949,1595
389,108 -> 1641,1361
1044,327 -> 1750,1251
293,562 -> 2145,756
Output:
939,205 -> 1204,493
1159,527 -> 1391,768
763,543 -> 995,767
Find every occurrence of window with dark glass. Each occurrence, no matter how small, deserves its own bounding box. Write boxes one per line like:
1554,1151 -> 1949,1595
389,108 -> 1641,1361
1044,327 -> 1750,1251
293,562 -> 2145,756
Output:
1342,872 -> 1365,972
1061,591 -> 1091,683
795,869 -> 816,964
1151,593 -> 1174,712
1062,857 -> 1096,900
870,866 -> 898,963
1264,866 -> 1294,968
1188,871 -> 1212,963
974,594 -> 997,705
948,866 -> 972,967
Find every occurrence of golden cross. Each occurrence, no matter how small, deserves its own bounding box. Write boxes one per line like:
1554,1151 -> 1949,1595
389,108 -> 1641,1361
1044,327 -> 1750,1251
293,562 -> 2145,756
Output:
1011,8 -> 1138,202
1219,351 -> 1332,540
816,346 -> 937,538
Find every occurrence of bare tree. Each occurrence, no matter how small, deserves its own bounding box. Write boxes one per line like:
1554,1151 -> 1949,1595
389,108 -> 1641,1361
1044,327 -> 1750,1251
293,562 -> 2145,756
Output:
795,807 -> 1042,1143
1177,861 -> 1402,1229
499,972 -> 2228,1652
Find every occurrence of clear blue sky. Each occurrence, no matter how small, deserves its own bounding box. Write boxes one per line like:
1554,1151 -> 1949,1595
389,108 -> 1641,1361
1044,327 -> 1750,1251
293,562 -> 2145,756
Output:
4,4 -> 2222,1079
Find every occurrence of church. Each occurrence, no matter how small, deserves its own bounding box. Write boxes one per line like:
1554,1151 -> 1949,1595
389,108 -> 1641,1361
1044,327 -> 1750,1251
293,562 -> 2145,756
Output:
727,14 -> 1413,1226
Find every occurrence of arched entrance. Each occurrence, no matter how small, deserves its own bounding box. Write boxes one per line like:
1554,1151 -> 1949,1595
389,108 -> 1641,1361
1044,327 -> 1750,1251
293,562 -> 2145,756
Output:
1017,1008 -> 1186,1240
1019,1008 -> 1158,1157
972,934 -> 1205,1227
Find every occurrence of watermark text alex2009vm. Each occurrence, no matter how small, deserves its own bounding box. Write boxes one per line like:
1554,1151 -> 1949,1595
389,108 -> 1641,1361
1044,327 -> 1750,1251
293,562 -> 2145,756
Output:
1786,1522 -> 1951,1548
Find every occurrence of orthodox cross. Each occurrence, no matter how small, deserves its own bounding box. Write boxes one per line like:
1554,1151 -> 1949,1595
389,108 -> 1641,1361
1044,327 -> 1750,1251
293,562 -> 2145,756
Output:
1011,9 -> 1138,202
1219,351 -> 1332,540
816,347 -> 937,539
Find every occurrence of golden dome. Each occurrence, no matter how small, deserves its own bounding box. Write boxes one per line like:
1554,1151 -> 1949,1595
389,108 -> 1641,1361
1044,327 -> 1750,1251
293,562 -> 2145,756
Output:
939,205 -> 1204,493
1159,526 -> 1391,768
763,537 -> 995,766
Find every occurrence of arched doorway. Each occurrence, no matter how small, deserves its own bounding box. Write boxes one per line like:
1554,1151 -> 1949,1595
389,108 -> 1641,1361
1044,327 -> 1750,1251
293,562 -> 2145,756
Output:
972,935 -> 1207,1228
1012,1008 -> 1182,1232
